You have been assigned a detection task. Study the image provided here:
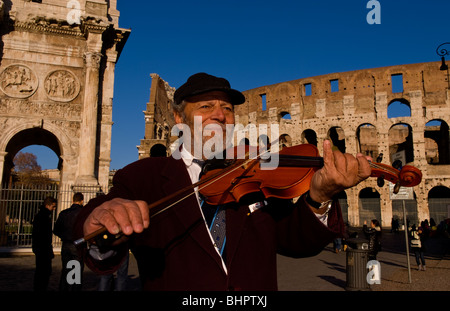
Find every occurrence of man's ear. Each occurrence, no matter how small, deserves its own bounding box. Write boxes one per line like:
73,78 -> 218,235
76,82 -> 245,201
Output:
173,110 -> 183,124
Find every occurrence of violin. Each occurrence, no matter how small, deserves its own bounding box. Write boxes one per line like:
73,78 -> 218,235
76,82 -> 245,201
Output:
198,144 -> 422,205
74,143 -> 422,246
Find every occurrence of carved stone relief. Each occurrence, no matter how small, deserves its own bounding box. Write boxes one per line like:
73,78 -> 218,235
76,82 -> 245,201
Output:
0,98 -> 82,119
44,70 -> 81,102
0,64 -> 39,98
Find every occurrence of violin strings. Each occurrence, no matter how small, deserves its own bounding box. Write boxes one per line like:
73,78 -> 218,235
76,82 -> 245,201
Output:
151,154 -> 257,218
369,161 -> 400,175
155,151 -> 390,218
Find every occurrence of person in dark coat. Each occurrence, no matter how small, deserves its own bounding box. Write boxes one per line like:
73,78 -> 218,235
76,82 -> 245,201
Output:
32,196 -> 57,291
410,224 -> 426,271
363,219 -> 382,260
54,192 -> 84,291
74,73 -> 373,291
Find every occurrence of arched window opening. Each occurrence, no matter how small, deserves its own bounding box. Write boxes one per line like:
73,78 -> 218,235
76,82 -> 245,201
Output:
358,188 -> 381,226
12,145 -> 59,185
388,99 -> 411,118
301,129 -> 317,146
328,126 -> 345,153
150,144 -> 167,157
389,123 -> 414,165
357,123 -> 379,159
3,129 -> 62,248
428,186 -> 450,223
279,111 -> 291,120
239,138 -> 250,146
425,120 -> 450,165
279,134 -> 292,150
4,128 -> 62,186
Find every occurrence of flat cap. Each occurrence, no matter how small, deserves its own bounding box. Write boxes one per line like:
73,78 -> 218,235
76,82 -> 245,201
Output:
173,72 -> 245,106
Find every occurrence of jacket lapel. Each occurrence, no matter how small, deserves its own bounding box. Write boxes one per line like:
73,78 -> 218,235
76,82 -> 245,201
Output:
160,157 -> 226,271
225,202 -> 248,267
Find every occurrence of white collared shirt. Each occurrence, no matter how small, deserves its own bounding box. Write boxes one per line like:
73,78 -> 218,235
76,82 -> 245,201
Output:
179,144 -> 202,186
179,145 -> 228,273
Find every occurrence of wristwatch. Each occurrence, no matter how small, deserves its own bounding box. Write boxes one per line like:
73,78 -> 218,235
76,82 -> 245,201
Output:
304,191 -> 333,214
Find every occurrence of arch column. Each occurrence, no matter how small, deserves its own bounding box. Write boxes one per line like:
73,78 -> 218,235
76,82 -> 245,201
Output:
0,151 -> 6,246
418,183 -> 429,222
0,152 -> 6,185
76,51 -> 102,185
97,48 -> 118,189
379,187 -> 392,228
346,187 -> 360,226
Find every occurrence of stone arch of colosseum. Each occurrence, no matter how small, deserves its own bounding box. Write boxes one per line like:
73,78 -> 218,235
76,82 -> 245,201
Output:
0,0 -> 129,190
140,61 -> 450,227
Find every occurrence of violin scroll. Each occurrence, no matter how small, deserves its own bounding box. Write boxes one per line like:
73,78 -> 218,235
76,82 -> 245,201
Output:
369,161 -> 422,194
398,165 -> 422,187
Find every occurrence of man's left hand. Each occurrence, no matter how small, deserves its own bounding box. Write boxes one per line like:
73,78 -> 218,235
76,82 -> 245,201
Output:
309,140 -> 372,203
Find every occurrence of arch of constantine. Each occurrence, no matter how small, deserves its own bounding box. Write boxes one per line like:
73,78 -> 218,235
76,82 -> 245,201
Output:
140,61 -> 450,228
0,0 -> 129,191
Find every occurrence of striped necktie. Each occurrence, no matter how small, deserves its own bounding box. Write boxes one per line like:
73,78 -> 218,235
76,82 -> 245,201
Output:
200,200 -> 226,257
192,159 -> 226,257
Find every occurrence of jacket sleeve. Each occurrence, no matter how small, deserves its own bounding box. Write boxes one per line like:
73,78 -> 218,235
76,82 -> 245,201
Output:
32,211 -> 54,256
53,212 -> 65,239
32,213 -> 43,254
73,157 -> 173,275
73,171 -> 133,275
275,195 -> 345,258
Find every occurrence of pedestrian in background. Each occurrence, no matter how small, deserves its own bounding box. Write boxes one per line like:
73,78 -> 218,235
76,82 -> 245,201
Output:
363,219 -> 382,261
410,224 -> 426,271
32,196 -> 57,291
54,192 -> 85,291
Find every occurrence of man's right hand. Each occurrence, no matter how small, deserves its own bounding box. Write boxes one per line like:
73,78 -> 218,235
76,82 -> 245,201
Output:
83,198 -> 150,238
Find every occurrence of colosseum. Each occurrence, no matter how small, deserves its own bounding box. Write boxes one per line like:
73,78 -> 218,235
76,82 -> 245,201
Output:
139,61 -> 450,229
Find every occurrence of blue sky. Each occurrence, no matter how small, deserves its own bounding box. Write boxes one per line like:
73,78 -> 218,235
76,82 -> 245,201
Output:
24,0 -> 450,170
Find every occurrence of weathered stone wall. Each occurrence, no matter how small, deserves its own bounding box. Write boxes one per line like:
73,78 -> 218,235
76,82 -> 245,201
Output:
235,61 -> 450,227
0,0 -> 129,191
138,73 -> 175,159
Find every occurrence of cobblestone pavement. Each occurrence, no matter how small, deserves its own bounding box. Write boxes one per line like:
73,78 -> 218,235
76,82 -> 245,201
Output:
0,230 -> 448,292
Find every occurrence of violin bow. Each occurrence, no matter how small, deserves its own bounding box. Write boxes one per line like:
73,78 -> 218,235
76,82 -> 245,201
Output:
75,148 -> 261,245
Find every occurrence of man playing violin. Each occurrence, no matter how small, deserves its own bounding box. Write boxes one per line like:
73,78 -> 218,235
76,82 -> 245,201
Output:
74,73 -> 372,290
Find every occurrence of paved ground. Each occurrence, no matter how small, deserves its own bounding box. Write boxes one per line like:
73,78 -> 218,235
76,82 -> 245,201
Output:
0,230 -> 449,292
277,230 -> 450,292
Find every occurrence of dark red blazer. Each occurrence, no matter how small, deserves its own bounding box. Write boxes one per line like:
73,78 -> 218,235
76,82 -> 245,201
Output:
74,155 -> 344,291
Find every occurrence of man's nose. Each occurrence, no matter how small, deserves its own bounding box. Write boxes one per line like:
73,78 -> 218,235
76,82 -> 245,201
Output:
210,104 -> 226,122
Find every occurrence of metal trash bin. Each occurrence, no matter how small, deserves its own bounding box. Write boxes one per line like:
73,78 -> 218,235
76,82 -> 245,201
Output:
345,238 -> 370,291
346,237 -> 369,250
